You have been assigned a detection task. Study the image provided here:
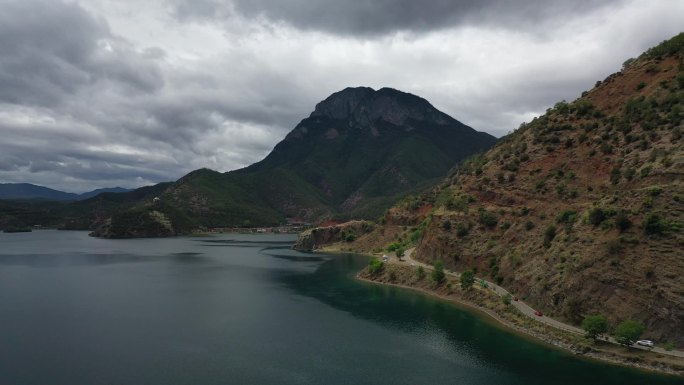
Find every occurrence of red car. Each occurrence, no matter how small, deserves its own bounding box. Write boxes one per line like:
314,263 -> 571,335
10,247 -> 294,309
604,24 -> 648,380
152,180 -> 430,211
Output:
534,310 -> 543,317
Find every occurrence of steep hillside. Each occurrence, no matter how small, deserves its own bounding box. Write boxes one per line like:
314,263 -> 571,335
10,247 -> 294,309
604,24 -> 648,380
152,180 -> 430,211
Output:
84,87 -> 496,236
333,33 -> 684,344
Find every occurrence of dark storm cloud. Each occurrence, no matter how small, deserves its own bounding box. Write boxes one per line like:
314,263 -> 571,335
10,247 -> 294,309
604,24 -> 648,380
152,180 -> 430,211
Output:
0,0 -> 300,191
0,0 -> 163,108
169,0 -> 621,36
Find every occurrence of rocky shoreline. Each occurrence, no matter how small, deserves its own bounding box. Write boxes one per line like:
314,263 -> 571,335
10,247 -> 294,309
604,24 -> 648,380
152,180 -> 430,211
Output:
356,261 -> 684,377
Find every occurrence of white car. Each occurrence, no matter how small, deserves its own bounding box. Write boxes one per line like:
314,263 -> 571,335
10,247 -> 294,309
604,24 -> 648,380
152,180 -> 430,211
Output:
635,340 -> 654,347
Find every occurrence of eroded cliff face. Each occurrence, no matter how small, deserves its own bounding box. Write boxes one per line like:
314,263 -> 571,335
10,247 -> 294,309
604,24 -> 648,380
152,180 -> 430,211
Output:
293,220 -> 374,251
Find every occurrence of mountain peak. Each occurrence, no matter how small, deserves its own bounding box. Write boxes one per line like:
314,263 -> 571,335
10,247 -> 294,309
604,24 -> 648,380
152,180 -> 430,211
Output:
310,87 -> 375,120
310,86 -> 454,127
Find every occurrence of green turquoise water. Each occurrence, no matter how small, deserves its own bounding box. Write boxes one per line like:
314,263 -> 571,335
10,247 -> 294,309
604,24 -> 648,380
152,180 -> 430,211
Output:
0,231 -> 680,385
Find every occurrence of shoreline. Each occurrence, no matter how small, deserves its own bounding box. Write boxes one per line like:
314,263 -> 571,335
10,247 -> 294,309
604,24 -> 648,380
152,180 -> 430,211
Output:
310,246 -> 684,377
356,274 -> 682,376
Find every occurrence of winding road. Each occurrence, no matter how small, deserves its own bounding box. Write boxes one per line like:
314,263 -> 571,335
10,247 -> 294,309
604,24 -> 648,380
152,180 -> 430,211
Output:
390,248 -> 684,359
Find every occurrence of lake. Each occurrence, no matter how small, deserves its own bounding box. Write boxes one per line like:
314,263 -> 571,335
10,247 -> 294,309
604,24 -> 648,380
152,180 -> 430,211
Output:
0,231 -> 679,384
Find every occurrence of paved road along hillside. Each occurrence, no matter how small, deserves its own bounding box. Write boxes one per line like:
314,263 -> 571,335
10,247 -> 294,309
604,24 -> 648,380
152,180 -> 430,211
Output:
387,248 -> 684,359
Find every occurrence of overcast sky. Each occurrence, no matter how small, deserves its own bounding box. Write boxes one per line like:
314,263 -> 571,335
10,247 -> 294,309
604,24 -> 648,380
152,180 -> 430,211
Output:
0,0 -> 682,192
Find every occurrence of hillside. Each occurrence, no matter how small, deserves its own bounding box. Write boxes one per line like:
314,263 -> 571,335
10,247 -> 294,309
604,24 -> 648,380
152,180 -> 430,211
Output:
84,87 -> 496,237
316,33 -> 684,345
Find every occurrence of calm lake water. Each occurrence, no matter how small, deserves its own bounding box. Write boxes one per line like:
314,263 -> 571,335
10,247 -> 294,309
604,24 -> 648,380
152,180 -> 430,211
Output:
0,230 -> 680,385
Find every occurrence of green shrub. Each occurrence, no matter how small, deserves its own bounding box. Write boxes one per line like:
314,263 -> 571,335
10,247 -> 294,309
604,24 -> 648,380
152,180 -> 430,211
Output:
557,210 -> 577,224
479,209 -> 498,229
610,167 -> 622,184
431,260 -> 445,284
544,225 -> 557,247
643,213 -> 666,235
344,232 -> 356,242
615,212 -> 632,232
623,168 -> 636,181
648,186 -> 663,196
417,266 -> 425,280
395,247 -> 405,258
622,58 -> 636,70
574,100 -> 594,116
644,32 -> 684,59
441,220 -> 452,231
502,293 -> 512,305
600,143 -> 613,154
643,196 -> 653,209
614,320 -> 645,346
554,100 -> 570,114
460,270 -> 475,290
525,221 -> 535,231
456,223 -> 470,237
582,314 -> 608,340
386,242 -> 401,252
555,182 -> 567,196
368,257 -> 384,275
588,208 -> 607,226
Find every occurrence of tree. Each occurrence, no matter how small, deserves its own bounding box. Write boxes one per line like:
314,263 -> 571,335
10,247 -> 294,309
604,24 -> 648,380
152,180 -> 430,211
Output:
417,266 -> 425,280
502,293 -> 512,305
614,319 -> 645,346
622,57 -> 636,70
460,270 -> 475,290
395,246 -> 405,259
368,257 -> 384,275
431,260 -> 445,284
582,314 -> 608,340
478,209 -> 498,229
588,208 -> 606,226
543,225 -> 557,248
344,232 -> 356,242
643,213 -> 666,235
615,212 -> 632,233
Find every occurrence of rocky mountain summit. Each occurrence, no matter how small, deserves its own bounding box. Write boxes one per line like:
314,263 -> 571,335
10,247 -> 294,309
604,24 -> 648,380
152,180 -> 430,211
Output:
310,87 -> 453,127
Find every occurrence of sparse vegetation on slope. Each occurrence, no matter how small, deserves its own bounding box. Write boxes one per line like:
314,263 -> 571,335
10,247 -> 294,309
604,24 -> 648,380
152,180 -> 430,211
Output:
330,32 -> 684,345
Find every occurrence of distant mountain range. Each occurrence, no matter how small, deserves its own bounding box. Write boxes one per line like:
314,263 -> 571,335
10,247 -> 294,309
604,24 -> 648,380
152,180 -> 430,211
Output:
0,183 -> 131,201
